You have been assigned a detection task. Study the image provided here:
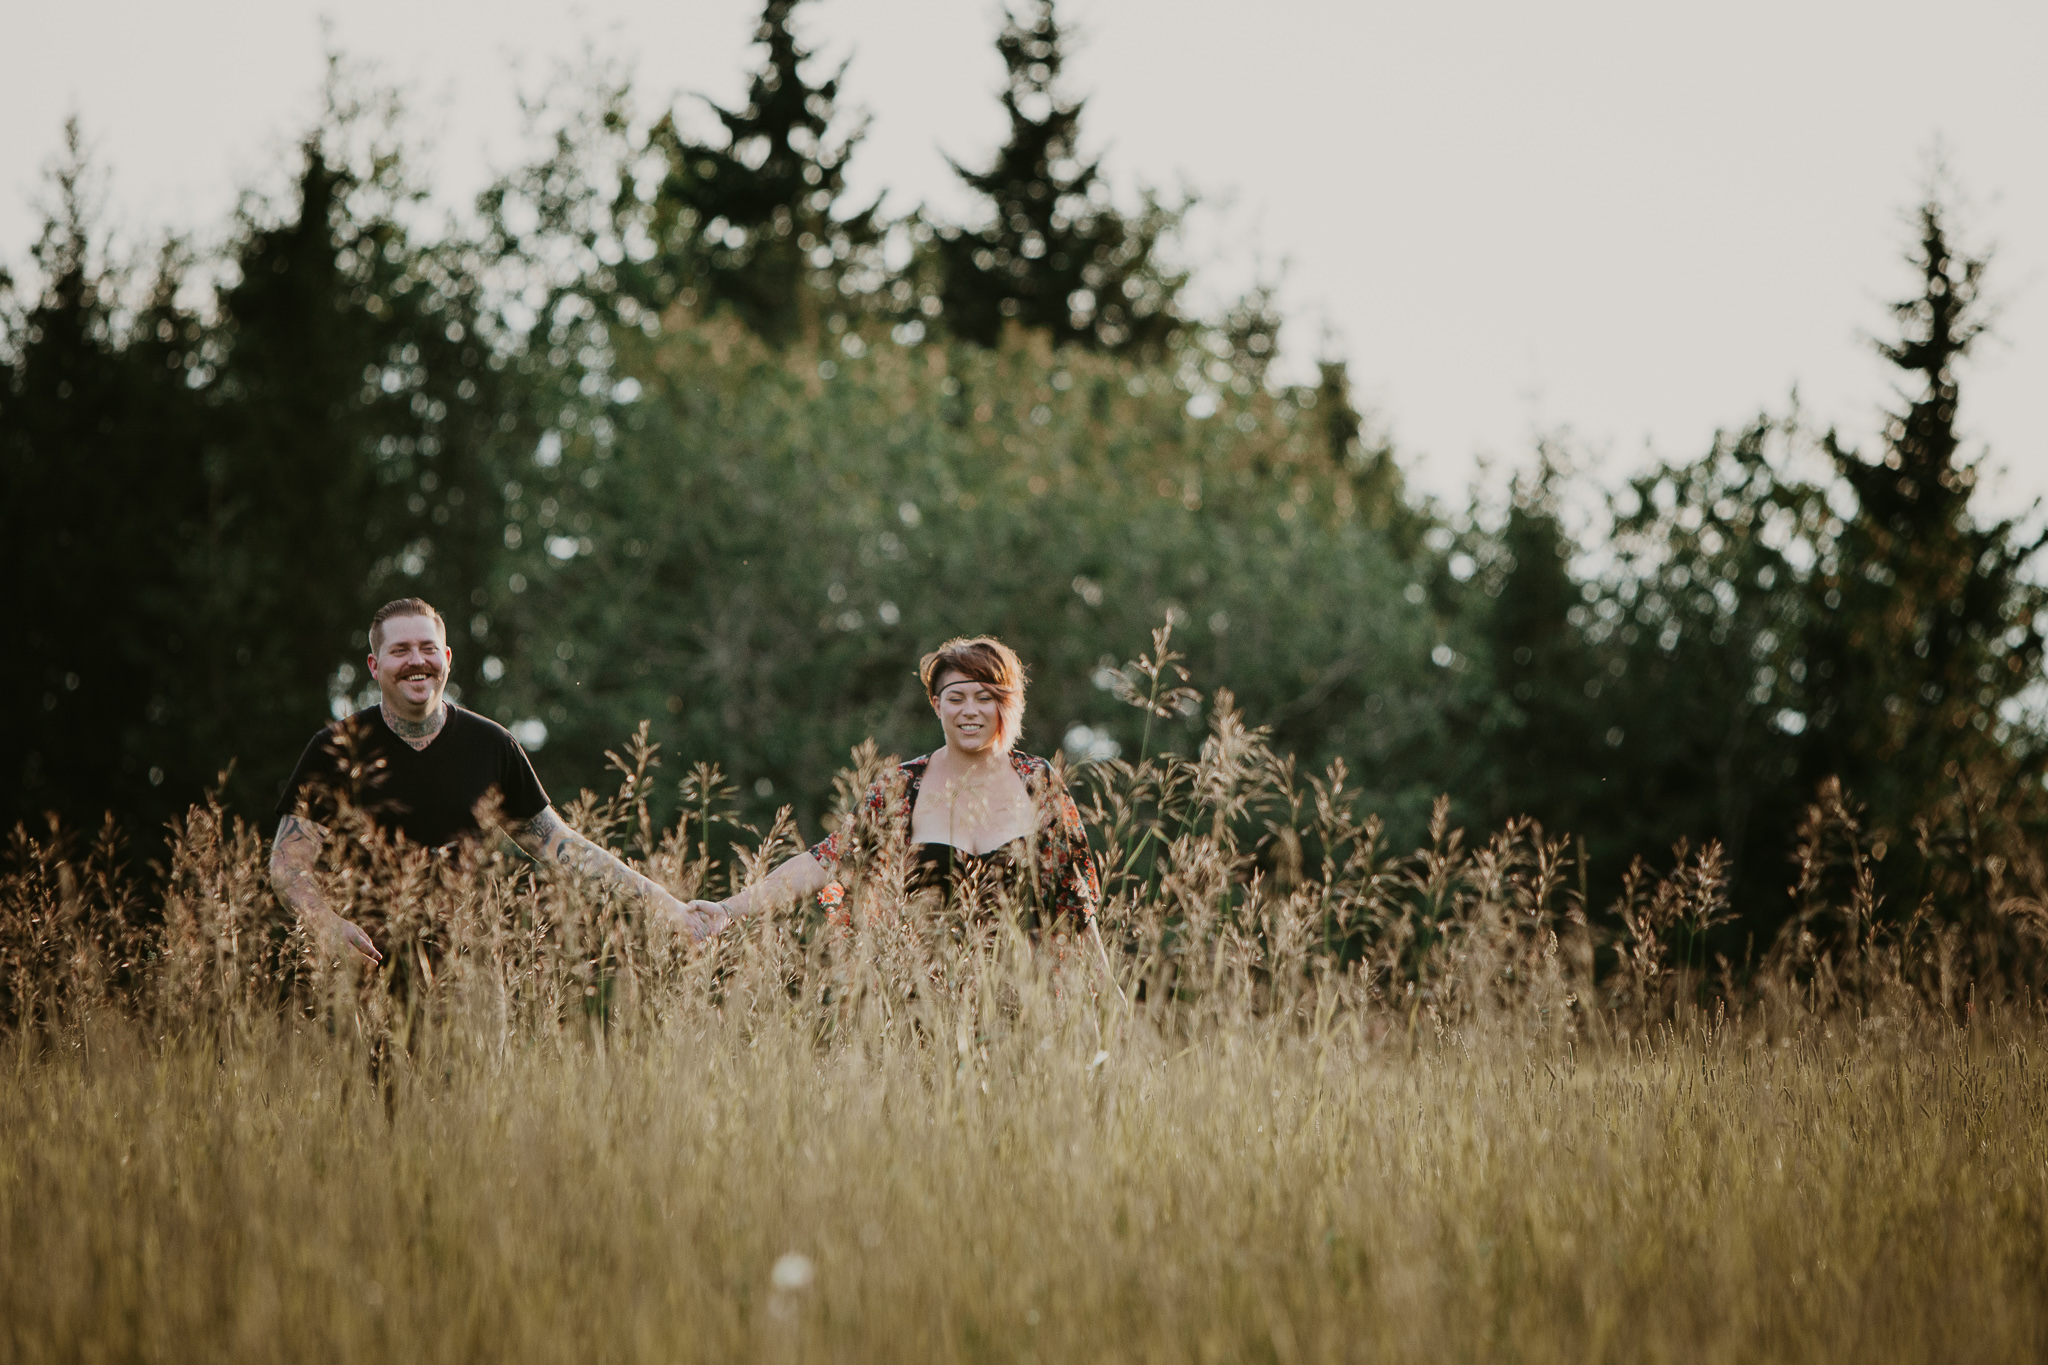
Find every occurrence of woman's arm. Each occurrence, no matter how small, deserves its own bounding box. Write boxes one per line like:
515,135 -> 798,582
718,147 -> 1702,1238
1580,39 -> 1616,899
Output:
1042,770 -> 1104,922
685,850 -> 831,929
683,765 -> 900,935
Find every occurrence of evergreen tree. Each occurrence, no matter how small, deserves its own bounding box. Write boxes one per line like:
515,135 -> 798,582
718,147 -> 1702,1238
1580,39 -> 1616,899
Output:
1217,284 -> 1282,388
0,122 -> 214,838
933,1 -> 1186,355
1576,196 -> 2045,945
639,0 -> 881,342
1465,462 -> 1611,836
1802,198 -> 2047,828
480,69 -> 665,313
203,140 -> 390,748
197,83 -> 517,817
1596,418 -> 1827,930
1312,358 -> 1426,559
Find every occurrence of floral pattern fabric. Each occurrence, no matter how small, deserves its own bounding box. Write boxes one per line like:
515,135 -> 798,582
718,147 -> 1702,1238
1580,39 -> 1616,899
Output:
807,751 -> 1100,931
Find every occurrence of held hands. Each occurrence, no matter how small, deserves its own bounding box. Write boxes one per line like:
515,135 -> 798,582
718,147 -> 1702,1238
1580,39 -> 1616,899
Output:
645,887 -> 731,942
679,898 -> 733,940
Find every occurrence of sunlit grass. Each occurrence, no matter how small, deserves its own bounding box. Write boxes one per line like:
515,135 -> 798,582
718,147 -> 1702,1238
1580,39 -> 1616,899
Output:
5,695 -> 2047,1362
7,1006 -> 2045,1362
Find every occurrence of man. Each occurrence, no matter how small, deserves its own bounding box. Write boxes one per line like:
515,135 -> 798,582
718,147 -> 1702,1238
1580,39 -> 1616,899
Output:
272,597 -> 707,963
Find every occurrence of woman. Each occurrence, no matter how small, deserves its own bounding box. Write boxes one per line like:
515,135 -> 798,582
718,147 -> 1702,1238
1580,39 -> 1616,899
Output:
686,637 -> 1111,972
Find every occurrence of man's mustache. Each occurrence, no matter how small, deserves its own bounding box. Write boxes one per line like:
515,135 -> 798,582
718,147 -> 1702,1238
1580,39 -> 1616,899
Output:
395,666 -> 442,681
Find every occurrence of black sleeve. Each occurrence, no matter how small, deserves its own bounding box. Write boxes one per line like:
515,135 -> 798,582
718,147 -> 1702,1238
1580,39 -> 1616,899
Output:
496,729 -> 551,823
275,725 -> 346,827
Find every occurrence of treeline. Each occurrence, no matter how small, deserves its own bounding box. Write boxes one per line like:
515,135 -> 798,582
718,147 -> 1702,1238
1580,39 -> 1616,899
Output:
4,0 -> 2044,955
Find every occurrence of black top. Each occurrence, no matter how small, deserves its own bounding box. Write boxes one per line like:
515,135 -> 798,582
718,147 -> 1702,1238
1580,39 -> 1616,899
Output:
808,750 -> 1102,930
905,839 -> 1029,901
891,762 -> 1032,905
275,705 -> 550,849
904,839 -> 1037,943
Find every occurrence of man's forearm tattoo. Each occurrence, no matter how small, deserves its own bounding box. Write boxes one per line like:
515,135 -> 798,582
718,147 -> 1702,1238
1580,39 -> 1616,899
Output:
517,808 -> 660,900
273,813 -> 325,860
270,815 -> 333,917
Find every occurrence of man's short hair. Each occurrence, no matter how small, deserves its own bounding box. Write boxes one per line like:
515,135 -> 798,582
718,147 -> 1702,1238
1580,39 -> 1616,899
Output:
369,597 -> 447,652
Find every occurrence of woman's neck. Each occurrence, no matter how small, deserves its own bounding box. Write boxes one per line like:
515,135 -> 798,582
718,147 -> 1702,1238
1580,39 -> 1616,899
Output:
938,741 -> 1006,777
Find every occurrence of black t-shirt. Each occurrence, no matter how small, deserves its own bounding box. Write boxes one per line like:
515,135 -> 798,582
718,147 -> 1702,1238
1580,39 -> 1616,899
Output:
274,705 -> 551,849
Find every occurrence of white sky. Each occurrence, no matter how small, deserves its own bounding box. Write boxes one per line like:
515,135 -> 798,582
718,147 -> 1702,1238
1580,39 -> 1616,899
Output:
4,0 -> 2043,520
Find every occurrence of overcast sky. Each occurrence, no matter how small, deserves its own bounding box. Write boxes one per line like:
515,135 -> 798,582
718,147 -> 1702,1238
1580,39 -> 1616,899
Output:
4,0 -> 2042,519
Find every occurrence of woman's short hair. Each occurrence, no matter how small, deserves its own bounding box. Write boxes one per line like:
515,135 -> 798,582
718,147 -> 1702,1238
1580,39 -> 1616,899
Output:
919,637 -> 1027,752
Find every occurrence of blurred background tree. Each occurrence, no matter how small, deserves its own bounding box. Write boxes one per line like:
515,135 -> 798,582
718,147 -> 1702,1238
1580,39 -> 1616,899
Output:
193,71 -> 523,822
640,0 -> 884,343
475,0 -> 885,352
1457,457 -> 1614,841
469,319 -> 1455,842
930,1 -> 1187,357
1,75 -> 523,839
0,121 -> 214,838
208,162 -> 445,794
1804,199 -> 2046,827
1501,197 -> 2047,946
1577,417 -> 1829,934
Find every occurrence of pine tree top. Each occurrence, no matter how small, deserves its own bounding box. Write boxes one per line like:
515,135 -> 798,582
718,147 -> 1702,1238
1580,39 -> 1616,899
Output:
935,1 -> 1185,356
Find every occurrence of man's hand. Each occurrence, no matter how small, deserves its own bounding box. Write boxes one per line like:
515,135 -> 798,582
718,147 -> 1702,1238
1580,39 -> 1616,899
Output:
324,913 -> 384,965
272,814 -> 382,965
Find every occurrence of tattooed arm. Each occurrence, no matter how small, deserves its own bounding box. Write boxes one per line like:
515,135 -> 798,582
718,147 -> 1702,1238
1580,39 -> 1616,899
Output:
509,807 -> 716,939
270,815 -> 382,964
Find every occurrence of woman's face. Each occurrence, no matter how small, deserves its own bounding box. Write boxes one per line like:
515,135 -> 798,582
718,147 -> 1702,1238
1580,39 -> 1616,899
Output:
931,670 -> 1001,754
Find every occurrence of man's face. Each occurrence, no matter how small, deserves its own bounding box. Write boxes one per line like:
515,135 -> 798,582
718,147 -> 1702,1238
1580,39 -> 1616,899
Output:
367,614 -> 451,718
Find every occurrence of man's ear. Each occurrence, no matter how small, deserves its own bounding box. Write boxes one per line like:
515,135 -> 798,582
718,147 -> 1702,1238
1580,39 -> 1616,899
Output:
366,653 -> 379,680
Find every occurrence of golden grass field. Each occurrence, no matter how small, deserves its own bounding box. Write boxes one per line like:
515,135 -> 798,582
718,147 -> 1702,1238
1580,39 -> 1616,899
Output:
8,1000 -> 2048,1363
6,712 -> 2047,1362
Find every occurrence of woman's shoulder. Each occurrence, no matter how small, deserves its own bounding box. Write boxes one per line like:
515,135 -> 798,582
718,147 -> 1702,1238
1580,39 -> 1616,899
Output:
1007,750 -> 1060,783
876,753 -> 931,800
857,754 -> 929,787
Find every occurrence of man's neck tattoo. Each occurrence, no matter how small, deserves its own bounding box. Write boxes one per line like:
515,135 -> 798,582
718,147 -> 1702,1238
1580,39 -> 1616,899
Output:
383,701 -> 447,748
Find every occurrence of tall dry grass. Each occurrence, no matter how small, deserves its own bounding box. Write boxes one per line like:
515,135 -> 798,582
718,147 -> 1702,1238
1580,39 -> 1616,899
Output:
5,680 -> 2048,1361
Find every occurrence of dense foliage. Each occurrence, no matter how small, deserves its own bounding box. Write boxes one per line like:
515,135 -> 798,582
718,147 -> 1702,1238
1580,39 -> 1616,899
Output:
482,316 -> 1448,841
